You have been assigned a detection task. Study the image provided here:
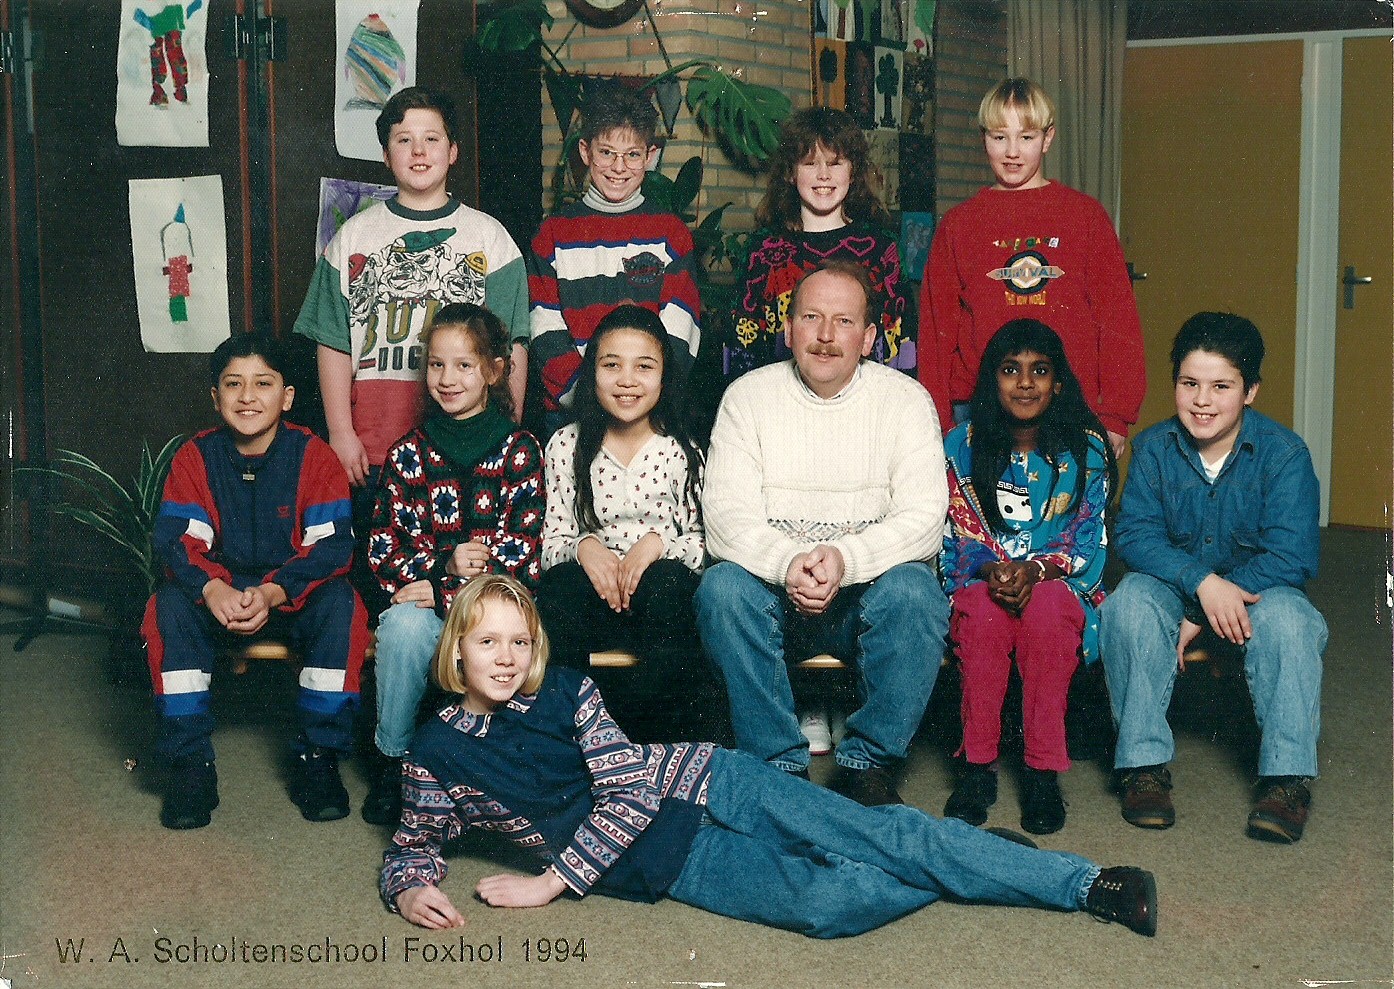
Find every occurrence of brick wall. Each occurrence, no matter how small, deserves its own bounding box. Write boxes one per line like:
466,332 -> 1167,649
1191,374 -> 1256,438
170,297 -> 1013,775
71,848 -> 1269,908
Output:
932,0 -> 1006,213
540,0 -> 815,234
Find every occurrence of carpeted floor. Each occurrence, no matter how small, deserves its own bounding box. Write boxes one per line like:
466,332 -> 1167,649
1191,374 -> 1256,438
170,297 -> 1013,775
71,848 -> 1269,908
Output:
0,528 -> 1389,989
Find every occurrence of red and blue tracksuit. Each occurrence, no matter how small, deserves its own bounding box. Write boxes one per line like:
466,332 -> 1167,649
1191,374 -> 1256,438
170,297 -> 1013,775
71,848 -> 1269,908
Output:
142,422 -> 370,764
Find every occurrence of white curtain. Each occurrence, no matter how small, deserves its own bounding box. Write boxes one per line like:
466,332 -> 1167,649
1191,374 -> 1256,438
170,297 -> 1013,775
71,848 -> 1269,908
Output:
1007,0 -> 1127,224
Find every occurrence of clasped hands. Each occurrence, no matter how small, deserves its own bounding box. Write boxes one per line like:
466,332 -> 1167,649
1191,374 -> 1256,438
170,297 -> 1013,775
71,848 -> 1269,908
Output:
577,531 -> 664,612
785,545 -> 845,616
977,559 -> 1045,616
203,579 -> 286,635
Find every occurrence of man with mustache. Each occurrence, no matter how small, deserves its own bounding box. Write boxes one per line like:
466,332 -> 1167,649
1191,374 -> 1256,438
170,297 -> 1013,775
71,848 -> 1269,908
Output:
697,261 -> 951,806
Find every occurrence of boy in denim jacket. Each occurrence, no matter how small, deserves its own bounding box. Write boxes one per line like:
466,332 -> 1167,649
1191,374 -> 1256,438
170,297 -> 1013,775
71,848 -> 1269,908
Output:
1101,312 -> 1326,842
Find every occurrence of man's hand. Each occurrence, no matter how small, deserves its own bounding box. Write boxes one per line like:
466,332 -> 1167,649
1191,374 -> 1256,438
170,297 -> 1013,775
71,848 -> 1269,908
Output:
577,538 -> 625,612
618,532 -> 664,611
397,885 -> 467,929
785,545 -> 845,616
1196,573 -> 1260,644
1176,617 -> 1204,671
475,869 -> 567,909
1107,430 -> 1127,462
392,579 -> 436,608
447,540 -> 493,580
328,430 -> 371,488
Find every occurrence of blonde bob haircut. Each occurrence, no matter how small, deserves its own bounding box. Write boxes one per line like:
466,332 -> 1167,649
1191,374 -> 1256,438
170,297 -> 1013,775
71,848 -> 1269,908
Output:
432,574 -> 550,698
978,78 -> 1056,133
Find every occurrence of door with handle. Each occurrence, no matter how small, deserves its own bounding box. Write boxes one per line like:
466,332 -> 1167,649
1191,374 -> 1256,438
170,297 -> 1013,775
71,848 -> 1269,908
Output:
1328,36 -> 1392,529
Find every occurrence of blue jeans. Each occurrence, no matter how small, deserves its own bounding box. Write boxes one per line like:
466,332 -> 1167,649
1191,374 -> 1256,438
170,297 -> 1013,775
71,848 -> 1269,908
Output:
694,561 -> 949,772
1100,573 -> 1326,777
666,749 -> 1098,938
374,602 -> 445,757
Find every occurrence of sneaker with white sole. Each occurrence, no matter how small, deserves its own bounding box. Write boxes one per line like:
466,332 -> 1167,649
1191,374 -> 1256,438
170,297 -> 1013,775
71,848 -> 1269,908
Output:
799,707 -> 833,756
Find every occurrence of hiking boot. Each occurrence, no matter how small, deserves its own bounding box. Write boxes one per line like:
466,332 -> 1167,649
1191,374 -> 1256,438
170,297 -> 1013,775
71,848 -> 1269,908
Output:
833,765 -> 904,806
360,752 -> 404,826
944,762 -> 997,826
1247,776 -> 1311,843
1085,866 -> 1158,937
160,760 -> 219,830
289,747 -> 350,822
1020,767 -> 1066,835
1117,765 -> 1175,829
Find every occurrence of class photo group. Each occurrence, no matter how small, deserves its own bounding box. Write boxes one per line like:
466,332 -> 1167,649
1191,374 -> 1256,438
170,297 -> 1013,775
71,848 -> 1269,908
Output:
140,76 -> 1329,943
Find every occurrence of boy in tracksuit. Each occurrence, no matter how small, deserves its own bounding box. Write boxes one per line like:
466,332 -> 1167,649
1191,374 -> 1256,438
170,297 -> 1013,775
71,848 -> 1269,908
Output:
143,333 -> 370,830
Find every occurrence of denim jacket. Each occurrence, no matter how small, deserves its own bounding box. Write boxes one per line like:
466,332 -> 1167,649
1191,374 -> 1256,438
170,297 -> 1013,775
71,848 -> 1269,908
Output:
1114,409 -> 1320,604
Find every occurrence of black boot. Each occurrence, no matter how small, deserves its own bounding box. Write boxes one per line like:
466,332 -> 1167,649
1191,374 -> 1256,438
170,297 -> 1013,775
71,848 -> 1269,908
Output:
161,760 -> 219,830
1020,766 -> 1066,835
944,762 -> 997,826
361,751 -> 404,826
289,747 -> 350,822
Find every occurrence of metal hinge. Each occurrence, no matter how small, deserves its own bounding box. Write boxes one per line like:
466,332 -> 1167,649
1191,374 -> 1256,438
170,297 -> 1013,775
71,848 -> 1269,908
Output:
226,13 -> 286,62
0,30 -> 15,75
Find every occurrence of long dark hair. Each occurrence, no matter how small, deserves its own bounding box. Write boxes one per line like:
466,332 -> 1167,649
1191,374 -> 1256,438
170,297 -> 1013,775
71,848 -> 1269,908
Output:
755,107 -> 891,232
967,319 -> 1117,533
570,304 -> 703,532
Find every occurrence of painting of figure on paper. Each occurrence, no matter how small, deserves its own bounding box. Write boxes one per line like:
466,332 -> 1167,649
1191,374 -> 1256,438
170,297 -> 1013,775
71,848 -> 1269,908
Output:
129,176 -> 231,353
116,0 -> 210,146
161,204 -> 194,323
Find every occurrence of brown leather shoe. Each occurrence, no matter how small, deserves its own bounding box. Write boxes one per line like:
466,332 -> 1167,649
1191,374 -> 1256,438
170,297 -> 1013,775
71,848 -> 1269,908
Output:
833,765 -> 904,806
1085,866 -> 1158,936
1247,777 -> 1311,843
1117,766 -> 1175,829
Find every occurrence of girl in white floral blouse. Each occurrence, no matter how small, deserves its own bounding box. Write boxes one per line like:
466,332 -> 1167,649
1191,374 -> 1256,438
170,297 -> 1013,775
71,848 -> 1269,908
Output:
539,305 -> 707,739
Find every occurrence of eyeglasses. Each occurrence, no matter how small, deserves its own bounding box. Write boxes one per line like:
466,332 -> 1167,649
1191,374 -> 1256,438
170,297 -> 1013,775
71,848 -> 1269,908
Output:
590,147 -> 648,169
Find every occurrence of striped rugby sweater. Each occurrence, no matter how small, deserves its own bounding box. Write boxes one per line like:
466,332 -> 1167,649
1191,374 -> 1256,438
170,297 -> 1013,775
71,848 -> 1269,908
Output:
528,200 -> 701,411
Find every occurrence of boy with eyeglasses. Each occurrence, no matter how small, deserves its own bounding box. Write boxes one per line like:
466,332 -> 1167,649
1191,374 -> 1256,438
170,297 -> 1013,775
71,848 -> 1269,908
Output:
527,83 -> 702,437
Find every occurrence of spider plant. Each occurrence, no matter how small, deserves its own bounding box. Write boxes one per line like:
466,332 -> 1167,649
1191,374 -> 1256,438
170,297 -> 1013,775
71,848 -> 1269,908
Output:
18,436 -> 184,599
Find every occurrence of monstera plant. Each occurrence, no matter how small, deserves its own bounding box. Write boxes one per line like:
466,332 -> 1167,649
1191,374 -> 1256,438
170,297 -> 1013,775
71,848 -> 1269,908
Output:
475,0 -> 790,199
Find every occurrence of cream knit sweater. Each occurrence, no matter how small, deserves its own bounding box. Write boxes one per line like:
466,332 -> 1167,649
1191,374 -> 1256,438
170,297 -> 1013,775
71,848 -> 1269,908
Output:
703,361 -> 947,587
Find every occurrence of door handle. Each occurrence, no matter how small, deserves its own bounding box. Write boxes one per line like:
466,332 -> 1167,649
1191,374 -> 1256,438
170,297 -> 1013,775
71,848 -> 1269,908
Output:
1126,262 -> 1148,283
1342,265 -> 1372,309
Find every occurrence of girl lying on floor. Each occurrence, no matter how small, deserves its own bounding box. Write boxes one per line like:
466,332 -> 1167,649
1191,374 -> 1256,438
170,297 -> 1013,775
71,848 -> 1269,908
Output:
378,574 -> 1157,939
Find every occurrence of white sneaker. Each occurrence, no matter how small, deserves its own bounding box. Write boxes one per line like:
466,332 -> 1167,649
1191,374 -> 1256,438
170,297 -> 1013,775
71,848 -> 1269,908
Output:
830,708 -> 847,747
799,707 -> 833,756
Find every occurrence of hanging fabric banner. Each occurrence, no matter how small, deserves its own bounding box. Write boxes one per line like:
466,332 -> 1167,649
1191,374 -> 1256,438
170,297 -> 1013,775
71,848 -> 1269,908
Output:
129,175 -> 231,353
334,0 -> 421,161
116,0 -> 210,146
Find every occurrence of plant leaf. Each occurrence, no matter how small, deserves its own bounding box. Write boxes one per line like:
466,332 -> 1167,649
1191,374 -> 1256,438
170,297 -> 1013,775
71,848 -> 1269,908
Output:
641,170 -> 677,216
545,71 -> 584,141
476,0 -> 553,53
672,156 -> 703,215
47,450 -> 133,505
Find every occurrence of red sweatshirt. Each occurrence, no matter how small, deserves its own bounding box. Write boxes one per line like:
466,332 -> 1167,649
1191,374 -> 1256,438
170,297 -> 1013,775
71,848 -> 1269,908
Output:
917,182 -> 1145,437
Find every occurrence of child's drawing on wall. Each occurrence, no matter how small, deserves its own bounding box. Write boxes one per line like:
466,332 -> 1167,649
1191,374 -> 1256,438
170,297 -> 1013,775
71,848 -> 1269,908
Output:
161,204 -> 194,323
135,0 -> 203,105
116,0 -> 209,146
130,176 -> 231,353
335,1 -> 420,161
316,177 -> 397,257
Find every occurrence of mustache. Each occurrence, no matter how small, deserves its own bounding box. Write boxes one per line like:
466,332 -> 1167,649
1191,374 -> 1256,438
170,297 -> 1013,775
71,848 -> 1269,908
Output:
806,343 -> 845,357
